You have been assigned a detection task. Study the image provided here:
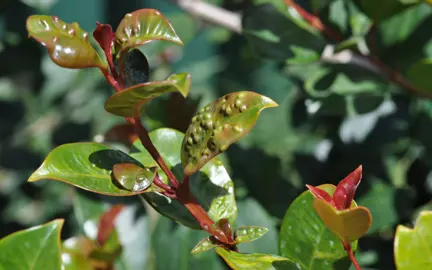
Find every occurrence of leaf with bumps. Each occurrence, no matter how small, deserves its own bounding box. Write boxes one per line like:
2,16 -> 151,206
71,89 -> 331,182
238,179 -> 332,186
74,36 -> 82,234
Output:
130,128 -> 237,229
104,73 -> 191,117
28,143 -> 158,196
313,198 -> 371,243
191,236 -> 219,254
394,211 -> 432,270
115,9 -> 183,55
26,15 -> 104,69
181,91 -> 278,176
0,219 -> 64,270
112,163 -> 157,192
234,226 -> 268,245
216,248 -> 299,270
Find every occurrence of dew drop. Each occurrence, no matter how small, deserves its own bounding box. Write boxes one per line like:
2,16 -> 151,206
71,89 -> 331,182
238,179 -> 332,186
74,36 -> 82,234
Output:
329,240 -> 334,247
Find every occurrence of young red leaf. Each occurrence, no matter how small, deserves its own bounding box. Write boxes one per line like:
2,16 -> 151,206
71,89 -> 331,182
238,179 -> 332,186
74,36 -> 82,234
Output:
97,205 -> 124,246
26,15 -> 105,69
93,22 -> 115,72
306,184 -> 333,204
333,165 -> 363,210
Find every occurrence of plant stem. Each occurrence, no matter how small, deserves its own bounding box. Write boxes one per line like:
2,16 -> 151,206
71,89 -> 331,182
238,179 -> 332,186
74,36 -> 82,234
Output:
343,242 -> 361,270
132,116 -> 180,188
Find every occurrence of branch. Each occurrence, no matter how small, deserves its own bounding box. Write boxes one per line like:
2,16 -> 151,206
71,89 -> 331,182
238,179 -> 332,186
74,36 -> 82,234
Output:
171,0 -> 242,33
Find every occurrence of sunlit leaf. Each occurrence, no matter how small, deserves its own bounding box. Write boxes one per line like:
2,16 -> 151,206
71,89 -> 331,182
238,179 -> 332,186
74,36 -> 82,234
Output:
279,184 -> 356,270
394,211 -> 432,270
28,143 -> 158,196
234,226 -> 268,245
26,15 -> 104,69
112,163 -> 156,192
216,248 -> 299,270
0,219 -> 63,269
131,128 -> 237,229
115,8 -> 183,55
105,73 -> 191,117
191,236 -> 219,254
181,91 -> 278,176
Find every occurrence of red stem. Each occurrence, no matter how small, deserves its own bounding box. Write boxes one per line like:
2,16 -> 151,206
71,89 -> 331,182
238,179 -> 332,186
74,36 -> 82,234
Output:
283,0 -> 432,99
101,67 -> 121,92
132,116 -> 179,188
343,242 -> 361,270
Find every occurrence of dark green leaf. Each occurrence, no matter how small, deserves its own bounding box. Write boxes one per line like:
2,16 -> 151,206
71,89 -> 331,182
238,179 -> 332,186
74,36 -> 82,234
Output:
104,73 -> 191,117
216,248 -> 299,270
394,211 -> 432,270
0,219 -> 63,269
121,49 -> 150,88
279,184 -> 355,270
181,91 -> 278,176
28,142 -> 156,196
26,15 -> 104,69
407,58 -> 432,93
357,0 -> 414,21
112,163 -> 156,192
114,8 -> 183,55
131,128 -> 237,229
234,226 -> 268,245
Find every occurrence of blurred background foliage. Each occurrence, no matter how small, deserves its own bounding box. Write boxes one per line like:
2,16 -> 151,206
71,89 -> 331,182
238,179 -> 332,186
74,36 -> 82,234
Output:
1,0 -> 432,269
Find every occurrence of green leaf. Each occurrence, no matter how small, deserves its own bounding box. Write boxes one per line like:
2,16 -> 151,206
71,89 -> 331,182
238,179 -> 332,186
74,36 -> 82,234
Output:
26,15 -> 104,69
112,163 -> 156,192
357,0 -> 414,21
0,219 -> 63,270
216,248 -> 299,270
62,237 -> 96,270
407,58 -> 432,93
115,8 -> 183,55
131,128 -> 237,229
191,237 -> 219,254
313,199 -> 372,243
279,184 -> 355,270
234,226 -> 268,245
105,73 -> 191,117
28,142 -> 155,196
394,211 -> 432,270
181,91 -> 278,176
243,3 -> 325,62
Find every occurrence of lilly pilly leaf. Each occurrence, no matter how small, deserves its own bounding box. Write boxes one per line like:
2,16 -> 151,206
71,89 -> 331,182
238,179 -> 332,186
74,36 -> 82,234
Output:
28,142 -> 157,196
181,91 -> 278,176
216,248 -> 299,270
394,211 -> 432,270
26,15 -> 104,69
104,73 -> 191,117
0,219 -> 64,270
115,9 -> 183,55
234,226 -> 268,245
191,236 -> 219,254
112,163 -> 157,192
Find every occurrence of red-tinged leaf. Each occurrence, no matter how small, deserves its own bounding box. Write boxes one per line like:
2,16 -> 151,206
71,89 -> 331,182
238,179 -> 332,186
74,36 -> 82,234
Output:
306,184 -> 333,203
216,218 -> 233,240
114,9 -> 183,55
26,15 -> 105,69
93,22 -> 115,71
333,165 -> 363,210
97,205 -> 124,246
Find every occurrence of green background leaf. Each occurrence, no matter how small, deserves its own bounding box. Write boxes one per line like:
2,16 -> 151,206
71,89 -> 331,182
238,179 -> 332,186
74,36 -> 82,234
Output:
0,219 -> 63,270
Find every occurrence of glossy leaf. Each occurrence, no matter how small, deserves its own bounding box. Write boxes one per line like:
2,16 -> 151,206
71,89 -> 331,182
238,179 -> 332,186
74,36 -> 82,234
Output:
0,219 -> 63,269
105,73 -> 191,117
191,236 -> 219,254
131,128 -> 237,229
313,199 -> 371,243
26,15 -> 104,69
394,211 -> 432,270
28,142 -> 156,196
216,248 -> 299,270
93,22 -> 115,70
234,226 -> 268,245
181,91 -> 278,176
279,184 -> 356,270
407,58 -> 432,93
333,165 -> 363,210
112,163 -> 156,192
114,9 -> 183,55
